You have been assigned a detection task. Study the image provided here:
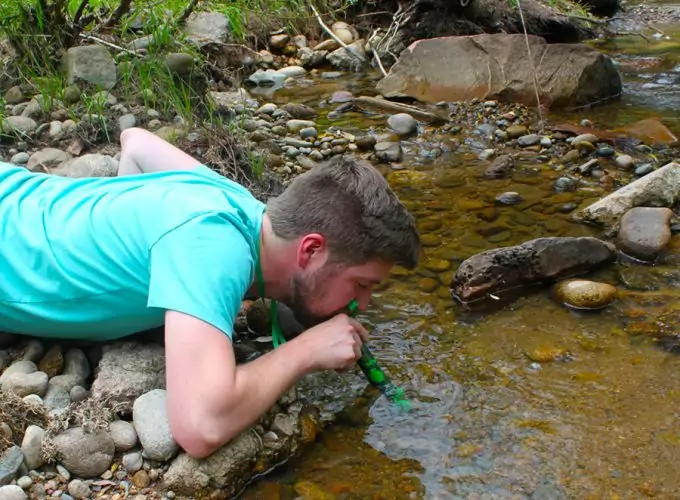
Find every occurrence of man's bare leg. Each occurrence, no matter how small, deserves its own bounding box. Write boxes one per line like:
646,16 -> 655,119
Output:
117,127 -> 202,176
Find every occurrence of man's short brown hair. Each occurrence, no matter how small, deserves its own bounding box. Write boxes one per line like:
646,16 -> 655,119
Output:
266,155 -> 420,269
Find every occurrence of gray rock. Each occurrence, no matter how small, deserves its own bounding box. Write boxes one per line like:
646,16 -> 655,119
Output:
615,154 -> 635,169
109,420 -> 138,452
43,383 -> 71,411
255,103 -> 277,115
374,142 -> 403,163
10,152 -> 29,165
164,53 -> 194,75
271,413 -> 297,437
517,134 -> 541,147
1,116 -> 37,134
286,119 -> 316,133
209,89 -> 253,112
118,114 -> 137,131
496,191 -> 522,205
387,113 -> 418,136
20,340 -> 43,363
53,427 -> 115,478
161,432 -> 263,497
484,154 -> 514,179
3,86 -> 25,105
21,425 -> 46,470
554,177 -> 577,192
1,371 -> 49,397
67,479 -> 91,499
90,342 -> 165,413
278,66 -> 306,78
26,148 -> 72,173
184,11 -> 230,48
63,45 -> 117,90
248,68 -> 286,87
15,476 -> 31,489
635,163 -> 654,176
20,97 -> 46,120
21,395 -> 42,406
540,137 -> 553,148
299,127 -> 317,139
327,40 -> 366,71
69,386 -> 89,403
133,389 -> 179,461
48,374 -> 83,393
298,47 -> 327,68
0,447 -> 24,486
48,121 -> 64,139
122,451 -> 143,474
0,361 -> 36,385
573,133 -> 598,144
51,154 -> 118,178
573,162 -> 680,232
0,485 -> 27,500
617,207 -> 673,261
451,236 -> 617,303
284,138 -> 313,148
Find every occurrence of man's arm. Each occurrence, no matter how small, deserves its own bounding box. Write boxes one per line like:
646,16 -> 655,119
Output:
164,310 -> 367,458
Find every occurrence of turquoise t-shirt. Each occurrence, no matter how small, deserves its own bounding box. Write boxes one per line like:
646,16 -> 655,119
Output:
0,162 -> 265,340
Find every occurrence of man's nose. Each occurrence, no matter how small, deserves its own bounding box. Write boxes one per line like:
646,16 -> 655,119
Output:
356,291 -> 372,311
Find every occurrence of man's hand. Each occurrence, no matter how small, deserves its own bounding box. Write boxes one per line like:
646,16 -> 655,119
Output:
295,314 -> 369,371
163,310 -> 369,459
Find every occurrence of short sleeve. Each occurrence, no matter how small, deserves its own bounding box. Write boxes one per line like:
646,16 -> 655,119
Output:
147,213 -> 254,338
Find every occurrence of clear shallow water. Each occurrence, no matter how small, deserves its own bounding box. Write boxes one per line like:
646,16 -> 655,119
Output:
240,26 -> 680,500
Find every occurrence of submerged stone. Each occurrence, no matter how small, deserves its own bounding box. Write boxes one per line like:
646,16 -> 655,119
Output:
554,279 -> 617,310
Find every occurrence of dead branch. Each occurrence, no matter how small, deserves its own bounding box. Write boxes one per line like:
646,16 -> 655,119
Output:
178,0 -> 200,25
103,0 -> 132,27
72,0 -> 90,25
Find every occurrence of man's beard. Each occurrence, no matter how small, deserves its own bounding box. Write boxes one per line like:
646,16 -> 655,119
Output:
285,264 -> 344,328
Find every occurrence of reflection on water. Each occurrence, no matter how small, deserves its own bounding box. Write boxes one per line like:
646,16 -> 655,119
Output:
241,26 -> 680,500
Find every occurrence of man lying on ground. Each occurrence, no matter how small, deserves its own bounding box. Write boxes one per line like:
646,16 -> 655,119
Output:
0,127 -> 420,457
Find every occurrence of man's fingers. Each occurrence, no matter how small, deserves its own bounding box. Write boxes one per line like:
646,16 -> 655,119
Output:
352,332 -> 362,360
348,317 -> 369,342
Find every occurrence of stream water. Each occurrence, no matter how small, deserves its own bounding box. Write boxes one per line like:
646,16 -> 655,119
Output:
241,21 -> 680,500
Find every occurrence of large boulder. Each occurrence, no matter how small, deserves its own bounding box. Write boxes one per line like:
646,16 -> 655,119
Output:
376,34 -> 621,109
63,45 -> 117,90
451,237 -> 617,303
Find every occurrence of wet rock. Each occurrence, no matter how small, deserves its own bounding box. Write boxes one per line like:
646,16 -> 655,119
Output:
90,342 -> 165,413
387,113 -> 418,136
21,425 -> 45,470
53,427 -> 115,478
355,135 -> 377,151
555,279 -> 617,310
63,45 -> 117,90
0,485 -> 27,500
282,103 -> 316,119
484,154 -> 515,179
554,177 -> 577,192
563,149 -> 581,164
573,162 -> 680,232
375,142 -> 403,163
2,116 -> 37,134
620,117 -> 678,146
451,236 -> 616,302
572,133 -> 598,144
248,68 -> 286,86
184,11 -> 230,48
133,389 -> 178,462
617,207 -> 673,261
506,125 -> 527,139
496,192 -> 522,205
527,347 -> 569,363
517,134 -> 541,147
109,420 -> 138,452
0,447 -> 23,486
615,154 -> 635,169
376,34 -> 621,109
1,371 -> 48,398
635,164 -> 654,176
298,47 -> 327,68
50,154 -> 118,178
596,145 -> 615,157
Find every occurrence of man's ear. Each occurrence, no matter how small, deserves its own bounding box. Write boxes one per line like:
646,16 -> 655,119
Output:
297,233 -> 326,269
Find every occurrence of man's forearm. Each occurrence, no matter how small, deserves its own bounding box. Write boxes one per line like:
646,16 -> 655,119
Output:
199,336 -> 314,454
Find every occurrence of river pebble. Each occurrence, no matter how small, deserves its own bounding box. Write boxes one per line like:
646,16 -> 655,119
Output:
596,145 -> 615,157
555,279 -> 617,310
387,113 -> 418,136
635,163 -> 654,176
615,154 -> 635,169
0,485 -> 27,500
496,191 -> 522,204
133,389 -> 179,462
517,134 -> 540,147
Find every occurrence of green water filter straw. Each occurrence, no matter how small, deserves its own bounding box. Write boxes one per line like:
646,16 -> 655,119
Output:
348,300 -> 412,411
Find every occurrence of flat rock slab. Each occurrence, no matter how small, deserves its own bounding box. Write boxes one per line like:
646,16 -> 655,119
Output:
376,34 -> 621,109
573,162 -> 680,233
451,236 -> 617,303
353,96 -> 447,124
